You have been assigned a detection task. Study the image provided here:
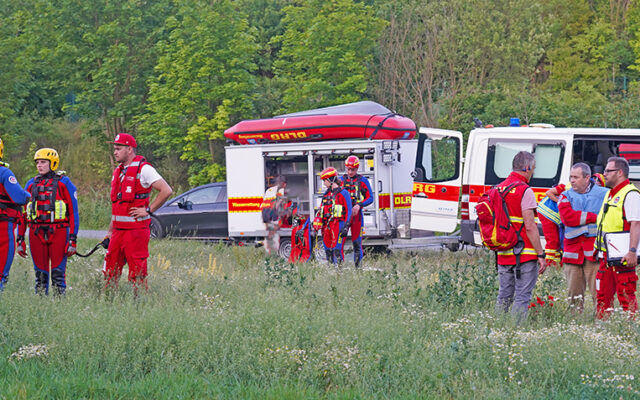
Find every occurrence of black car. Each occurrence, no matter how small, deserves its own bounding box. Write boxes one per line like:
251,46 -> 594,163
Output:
150,182 -> 228,239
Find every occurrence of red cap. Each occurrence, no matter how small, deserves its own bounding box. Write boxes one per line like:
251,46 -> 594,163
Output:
110,133 -> 137,148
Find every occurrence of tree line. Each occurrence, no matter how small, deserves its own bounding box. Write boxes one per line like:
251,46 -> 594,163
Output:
2,0 -> 640,189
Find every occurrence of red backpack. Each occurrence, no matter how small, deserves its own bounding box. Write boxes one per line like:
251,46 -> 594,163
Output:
475,182 -> 526,252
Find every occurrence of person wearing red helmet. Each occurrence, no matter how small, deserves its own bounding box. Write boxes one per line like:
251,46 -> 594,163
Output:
104,133 -> 173,292
313,167 -> 352,264
340,155 -> 373,268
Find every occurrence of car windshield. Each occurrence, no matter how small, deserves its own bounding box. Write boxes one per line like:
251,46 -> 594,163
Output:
177,186 -> 223,205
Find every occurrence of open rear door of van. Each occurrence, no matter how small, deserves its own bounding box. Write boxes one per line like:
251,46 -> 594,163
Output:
410,128 -> 463,233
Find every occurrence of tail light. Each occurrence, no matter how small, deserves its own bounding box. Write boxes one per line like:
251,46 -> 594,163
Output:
461,185 -> 470,220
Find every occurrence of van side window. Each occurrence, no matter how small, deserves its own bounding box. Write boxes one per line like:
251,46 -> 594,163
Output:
415,136 -> 460,183
485,140 -> 565,187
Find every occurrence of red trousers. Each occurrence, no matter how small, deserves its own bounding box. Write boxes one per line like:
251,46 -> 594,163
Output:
103,227 -> 150,288
29,225 -> 69,293
596,258 -> 638,319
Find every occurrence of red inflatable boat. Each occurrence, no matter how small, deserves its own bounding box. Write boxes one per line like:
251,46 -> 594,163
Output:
224,101 -> 417,145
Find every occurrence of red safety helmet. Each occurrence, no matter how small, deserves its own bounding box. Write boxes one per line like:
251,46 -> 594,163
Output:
345,155 -> 360,169
320,167 -> 338,181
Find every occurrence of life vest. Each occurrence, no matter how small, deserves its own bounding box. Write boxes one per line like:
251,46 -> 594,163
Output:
342,174 -> 365,205
594,181 -> 639,253
0,162 -> 24,221
562,184 -> 608,239
318,188 -> 346,223
110,155 -> 152,229
26,172 -> 68,224
495,172 -> 538,265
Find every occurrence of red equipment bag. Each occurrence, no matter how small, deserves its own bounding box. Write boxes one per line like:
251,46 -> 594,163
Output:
475,182 -> 526,252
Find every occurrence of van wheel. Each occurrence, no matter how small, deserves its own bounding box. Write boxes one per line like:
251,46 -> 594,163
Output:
150,217 -> 164,239
278,238 -> 292,260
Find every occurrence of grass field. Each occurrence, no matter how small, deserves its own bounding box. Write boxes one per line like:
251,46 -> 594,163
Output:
1,240 -> 639,399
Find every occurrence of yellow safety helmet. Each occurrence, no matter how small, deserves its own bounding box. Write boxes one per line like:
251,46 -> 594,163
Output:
34,148 -> 60,171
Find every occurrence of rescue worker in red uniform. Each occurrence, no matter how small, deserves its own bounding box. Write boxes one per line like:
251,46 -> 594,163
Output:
18,148 -> 79,295
0,139 -> 31,291
340,156 -> 373,268
104,133 -> 173,291
557,163 -> 608,312
495,151 -> 546,321
594,157 -> 640,319
313,167 -> 352,265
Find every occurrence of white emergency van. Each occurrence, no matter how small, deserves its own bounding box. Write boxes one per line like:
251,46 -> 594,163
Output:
410,123 -> 640,247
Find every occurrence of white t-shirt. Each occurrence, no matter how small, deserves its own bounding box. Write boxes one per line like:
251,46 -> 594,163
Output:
139,164 -> 162,189
624,190 -> 640,222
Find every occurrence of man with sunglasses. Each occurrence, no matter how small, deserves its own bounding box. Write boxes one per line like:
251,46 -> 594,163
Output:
594,157 -> 640,319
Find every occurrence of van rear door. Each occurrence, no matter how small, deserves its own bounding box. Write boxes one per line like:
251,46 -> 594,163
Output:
410,128 -> 463,233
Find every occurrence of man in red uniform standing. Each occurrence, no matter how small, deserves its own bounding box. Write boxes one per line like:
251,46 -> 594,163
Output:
495,151 -> 546,321
340,156 -> 373,268
104,133 -> 172,291
19,148 -> 80,295
313,167 -> 352,265
557,162 -> 608,312
594,157 -> 640,319
0,138 -> 31,291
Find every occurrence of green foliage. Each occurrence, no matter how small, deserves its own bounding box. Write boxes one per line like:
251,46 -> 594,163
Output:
273,0 -> 387,112
138,0 -> 257,184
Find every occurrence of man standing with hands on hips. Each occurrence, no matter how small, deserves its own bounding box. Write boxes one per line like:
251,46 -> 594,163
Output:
104,133 -> 172,292
594,156 -> 640,318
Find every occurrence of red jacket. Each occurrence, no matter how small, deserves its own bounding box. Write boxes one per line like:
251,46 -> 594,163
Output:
496,172 -> 538,266
558,194 -> 598,264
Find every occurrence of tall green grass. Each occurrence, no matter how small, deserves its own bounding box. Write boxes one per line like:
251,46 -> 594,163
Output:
1,242 -> 639,399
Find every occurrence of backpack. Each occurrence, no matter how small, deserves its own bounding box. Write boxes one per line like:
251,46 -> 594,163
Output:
475,182 -> 526,253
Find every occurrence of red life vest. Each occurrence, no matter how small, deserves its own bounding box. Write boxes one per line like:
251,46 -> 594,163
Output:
496,172 -> 537,266
342,175 -> 363,204
110,155 -> 152,229
319,188 -> 347,223
26,173 -> 68,225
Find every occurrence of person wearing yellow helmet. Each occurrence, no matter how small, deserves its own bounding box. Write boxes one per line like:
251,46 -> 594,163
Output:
312,167 -> 352,264
0,138 -> 31,291
17,148 -> 79,295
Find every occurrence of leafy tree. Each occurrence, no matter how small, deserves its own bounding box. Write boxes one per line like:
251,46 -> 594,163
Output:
273,0 -> 387,112
373,0 -> 550,129
139,0 -> 257,185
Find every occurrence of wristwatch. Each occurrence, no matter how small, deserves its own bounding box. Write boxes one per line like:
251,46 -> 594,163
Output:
631,247 -> 637,253
146,207 -> 154,216
537,253 -> 545,259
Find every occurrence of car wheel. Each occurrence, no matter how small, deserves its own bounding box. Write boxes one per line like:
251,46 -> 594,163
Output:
278,238 -> 292,260
150,217 -> 164,239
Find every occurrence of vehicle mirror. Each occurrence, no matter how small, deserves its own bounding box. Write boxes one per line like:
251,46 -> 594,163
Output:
177,199 -> 193,210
